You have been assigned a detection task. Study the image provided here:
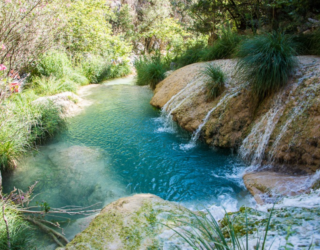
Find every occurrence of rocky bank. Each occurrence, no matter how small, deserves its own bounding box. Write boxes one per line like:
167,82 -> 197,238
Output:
150,56 -> 320,203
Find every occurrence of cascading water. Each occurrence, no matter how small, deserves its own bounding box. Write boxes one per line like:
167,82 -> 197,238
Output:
239,69 -> 320,169
239,91 -> 287,168
180,90 -> 240,150
157,76 -> 204,133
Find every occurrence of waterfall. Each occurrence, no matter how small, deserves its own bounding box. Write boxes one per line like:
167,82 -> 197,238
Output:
180,90 -> 239,150
268,72 -> 319,162
158,76 -> 204,132
240,70 -> 319,168
239,91 -> 287,168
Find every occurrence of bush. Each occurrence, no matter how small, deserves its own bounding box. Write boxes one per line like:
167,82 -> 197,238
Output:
292,33 -> 314,55
134,54 -> 169,89
31,76 -> 77,96
80,55 -> 111,83
236,32 -> 297,99
201,28 -> 242,62
311,29 -> 320,55
108,62 -> 132,79
202,64 -> 225,100
0,93 -> 65,171
36,51 -> 73,79
69,72 -> 90,86
174,43 -> 206,68
173,28 -> 242,69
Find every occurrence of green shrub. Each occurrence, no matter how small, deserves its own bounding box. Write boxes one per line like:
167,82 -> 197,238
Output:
236,32 -> 297,99
36,51 -> 73,79
173,29 -> 242,69
80,55 -> 110,83
311,29 -> 320,55
31,76 -> 77,96
292,33 -> 314,55
69,72 -> 90,86
0,93 -> 65,171
202,64 -> 225,100
201,28 -> 242,62
134,54 -> 168,89
108,62 -> 131,79
174,43 -> 206,68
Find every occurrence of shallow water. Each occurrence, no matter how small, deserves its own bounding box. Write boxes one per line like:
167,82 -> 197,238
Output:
3,77 -> 252,244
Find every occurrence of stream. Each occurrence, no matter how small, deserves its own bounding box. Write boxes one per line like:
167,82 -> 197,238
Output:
2,76 -> 253,248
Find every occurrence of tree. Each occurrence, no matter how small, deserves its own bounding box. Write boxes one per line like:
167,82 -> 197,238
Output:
0,0 -> 67,72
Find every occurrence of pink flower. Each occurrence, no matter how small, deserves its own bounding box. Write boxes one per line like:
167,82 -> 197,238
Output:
5,0 -> 11,3
0,64 -> 7,71
20,8 -> 27,13
1,44 -> 5,50
6,54 -> 11,58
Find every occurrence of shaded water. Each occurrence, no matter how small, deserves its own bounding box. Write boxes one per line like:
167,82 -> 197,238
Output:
3,77 -> 251,244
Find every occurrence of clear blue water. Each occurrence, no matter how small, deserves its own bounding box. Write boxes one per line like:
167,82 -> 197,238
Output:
2,77 -> 250,242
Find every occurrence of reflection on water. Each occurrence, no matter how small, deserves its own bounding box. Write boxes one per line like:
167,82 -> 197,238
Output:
3,77 -> 251,245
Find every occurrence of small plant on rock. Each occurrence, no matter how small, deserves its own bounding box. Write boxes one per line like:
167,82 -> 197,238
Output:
202,64 -> 225,100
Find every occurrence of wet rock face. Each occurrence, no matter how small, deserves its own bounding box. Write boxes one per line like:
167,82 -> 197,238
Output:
150,56 -> 320,174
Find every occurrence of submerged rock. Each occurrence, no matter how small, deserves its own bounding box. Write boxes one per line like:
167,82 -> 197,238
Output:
57,194 -> 190,250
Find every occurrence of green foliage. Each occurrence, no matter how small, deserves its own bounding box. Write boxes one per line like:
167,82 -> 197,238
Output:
201,28 -> 242,61
0,202 -> 33,249
311,29 -> 320,55
108,63 -> 131,79
202,64 -> 225,100
0,93 -> 65,171
173,28 -> 241,69
291,33 -> 314,55
237,32 -> 297,99
134,54 -> 169,89
36,51 -> 73,79
174,43 -> 206,68
31,76 -> 77,96
63,0 -> 131,57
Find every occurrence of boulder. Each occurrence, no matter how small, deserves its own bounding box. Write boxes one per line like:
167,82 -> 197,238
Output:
243,172 -> 313,205
57,194 -> 191,250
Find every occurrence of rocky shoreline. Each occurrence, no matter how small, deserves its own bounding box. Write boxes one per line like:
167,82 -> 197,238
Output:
150,56 -> 320,203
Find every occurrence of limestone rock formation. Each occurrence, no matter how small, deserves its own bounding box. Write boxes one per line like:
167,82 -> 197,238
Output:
57,194 -> 190,250
151,56 -> 320,203
150,57 -> 320,174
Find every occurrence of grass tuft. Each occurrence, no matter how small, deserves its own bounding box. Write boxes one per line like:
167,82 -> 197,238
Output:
236,32 -> 297,99
201,64 -> 225,100
169,207 -> 274,250
0,93 -> 65,171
